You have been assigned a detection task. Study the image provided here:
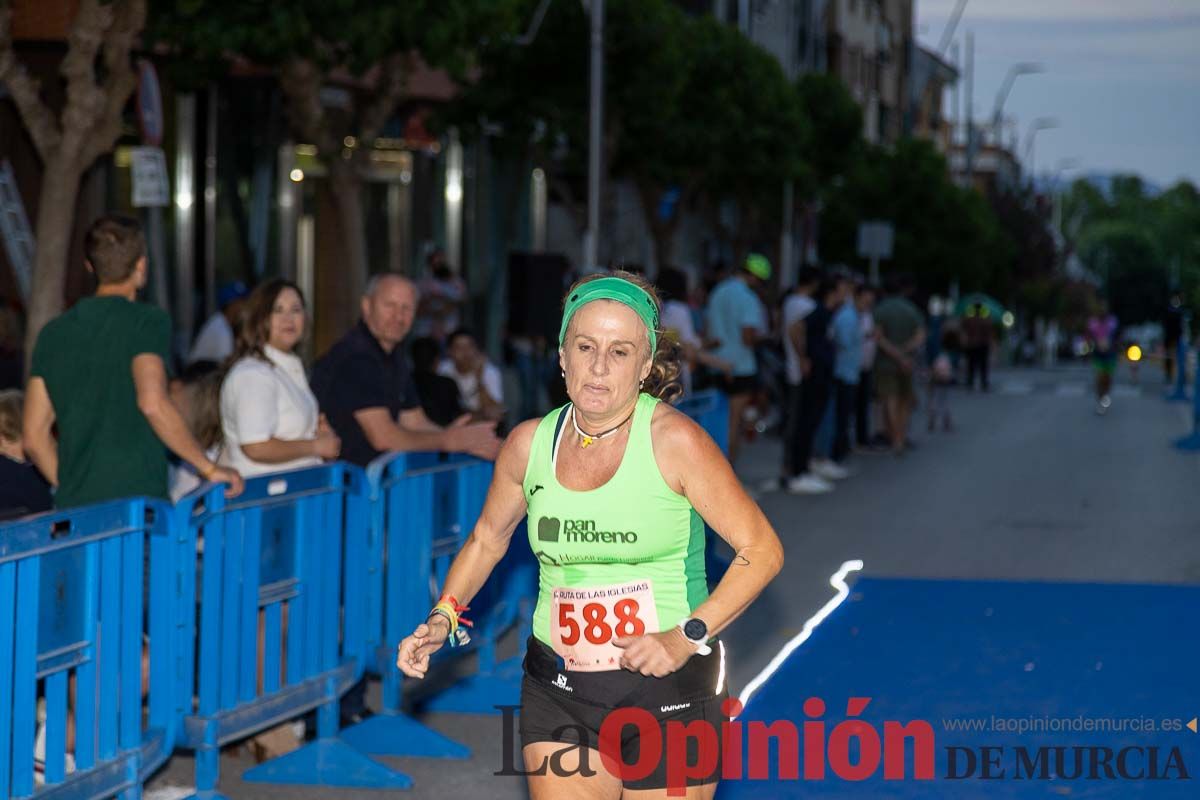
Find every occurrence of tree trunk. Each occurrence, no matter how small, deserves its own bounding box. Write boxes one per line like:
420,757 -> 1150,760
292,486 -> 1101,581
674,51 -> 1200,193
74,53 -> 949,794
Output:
327,156 -> 369,308
24,159 -> 83,365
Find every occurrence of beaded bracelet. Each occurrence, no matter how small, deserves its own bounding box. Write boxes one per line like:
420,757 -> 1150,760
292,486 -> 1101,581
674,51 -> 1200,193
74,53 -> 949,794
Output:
428,594 -> 473,647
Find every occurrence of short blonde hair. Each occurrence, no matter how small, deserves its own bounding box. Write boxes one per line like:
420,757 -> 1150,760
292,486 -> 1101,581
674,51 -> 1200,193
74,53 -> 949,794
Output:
0,389 -> 22,443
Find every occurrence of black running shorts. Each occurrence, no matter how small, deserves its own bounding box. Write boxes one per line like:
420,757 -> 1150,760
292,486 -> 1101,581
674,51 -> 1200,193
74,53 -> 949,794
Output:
519,636 -> 729,791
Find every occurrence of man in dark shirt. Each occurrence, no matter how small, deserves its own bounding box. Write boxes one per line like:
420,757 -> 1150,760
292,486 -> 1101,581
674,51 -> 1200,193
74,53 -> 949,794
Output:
23,215 -> 242,508
787,274 -> 849,495
311,273 -> 499,468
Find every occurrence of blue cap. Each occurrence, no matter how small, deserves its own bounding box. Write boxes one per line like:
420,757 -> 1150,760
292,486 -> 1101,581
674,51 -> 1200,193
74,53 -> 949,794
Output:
218,281 -> 249,309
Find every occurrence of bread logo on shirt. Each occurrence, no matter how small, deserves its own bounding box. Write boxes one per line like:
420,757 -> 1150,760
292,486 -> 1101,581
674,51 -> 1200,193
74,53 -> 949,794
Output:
537,516 -> 561,542
537,517 -> 637,545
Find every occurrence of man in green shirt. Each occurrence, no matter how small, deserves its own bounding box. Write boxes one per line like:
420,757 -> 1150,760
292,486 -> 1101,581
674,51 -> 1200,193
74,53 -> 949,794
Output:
872,275 -> 926,454
23,215 -> 243,508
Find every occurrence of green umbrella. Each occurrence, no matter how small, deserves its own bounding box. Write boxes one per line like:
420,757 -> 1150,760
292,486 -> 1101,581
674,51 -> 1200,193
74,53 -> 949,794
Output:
954,293 -> 1006,322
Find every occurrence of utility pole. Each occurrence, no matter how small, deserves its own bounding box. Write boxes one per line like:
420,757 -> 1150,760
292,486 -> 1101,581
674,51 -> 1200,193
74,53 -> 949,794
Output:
963,31 -> 974,189
583,0 -> 604,271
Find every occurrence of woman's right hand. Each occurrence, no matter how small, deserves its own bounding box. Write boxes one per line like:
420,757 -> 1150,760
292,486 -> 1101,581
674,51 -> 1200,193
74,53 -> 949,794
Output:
312,415 -> 341,460
396,616 -> 450,678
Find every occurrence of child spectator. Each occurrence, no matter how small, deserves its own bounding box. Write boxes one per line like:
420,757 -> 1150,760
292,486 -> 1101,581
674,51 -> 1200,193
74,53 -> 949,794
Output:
0,389 -> 53,519
928,353 -> 954,433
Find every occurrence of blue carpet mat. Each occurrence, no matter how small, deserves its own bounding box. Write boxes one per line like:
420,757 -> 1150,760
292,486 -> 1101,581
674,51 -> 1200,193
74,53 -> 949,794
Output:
716,577 -> 1200,798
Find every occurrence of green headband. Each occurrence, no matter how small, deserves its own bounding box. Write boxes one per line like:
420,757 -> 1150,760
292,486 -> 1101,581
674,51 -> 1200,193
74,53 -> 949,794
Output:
559,277 -> 659,353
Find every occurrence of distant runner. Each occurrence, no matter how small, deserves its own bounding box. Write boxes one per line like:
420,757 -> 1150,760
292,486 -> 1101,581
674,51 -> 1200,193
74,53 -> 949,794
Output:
1086,302 -> 1119,415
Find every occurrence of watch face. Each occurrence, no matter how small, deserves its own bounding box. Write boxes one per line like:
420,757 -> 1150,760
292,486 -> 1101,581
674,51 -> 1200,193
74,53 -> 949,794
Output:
684,618 -> 707,641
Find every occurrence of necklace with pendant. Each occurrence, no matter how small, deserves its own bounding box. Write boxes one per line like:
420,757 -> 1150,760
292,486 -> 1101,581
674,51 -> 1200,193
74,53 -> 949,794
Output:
571,404 -> 635,448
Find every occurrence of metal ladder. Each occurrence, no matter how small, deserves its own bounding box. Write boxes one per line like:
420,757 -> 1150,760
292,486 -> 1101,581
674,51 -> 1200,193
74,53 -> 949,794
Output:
0,159 -> 34,302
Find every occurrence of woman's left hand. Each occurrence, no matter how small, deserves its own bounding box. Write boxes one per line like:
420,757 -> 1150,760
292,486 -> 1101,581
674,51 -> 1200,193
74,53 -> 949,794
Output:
613,629 -> 697,678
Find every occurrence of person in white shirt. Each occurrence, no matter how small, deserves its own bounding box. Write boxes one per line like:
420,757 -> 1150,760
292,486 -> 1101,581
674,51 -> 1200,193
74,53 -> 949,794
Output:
219,279 -> 340,477
188,281 -> 249,365
770,267 -> 820,489
438,328 -> 505,422
656,267 -> 732,397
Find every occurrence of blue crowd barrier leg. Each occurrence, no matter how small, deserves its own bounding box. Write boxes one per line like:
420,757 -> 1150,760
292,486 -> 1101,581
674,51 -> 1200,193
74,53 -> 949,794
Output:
243,693 -> 413,789
340,711 -> 471,759
185,736 -> 229,800
340,654 -> 470,758
1165,340 -> 1188,402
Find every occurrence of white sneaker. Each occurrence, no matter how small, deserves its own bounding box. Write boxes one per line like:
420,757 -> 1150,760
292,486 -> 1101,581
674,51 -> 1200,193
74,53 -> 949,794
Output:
786,474 -> 835,494
758,477 -> 783,493
811,459 -> 851,480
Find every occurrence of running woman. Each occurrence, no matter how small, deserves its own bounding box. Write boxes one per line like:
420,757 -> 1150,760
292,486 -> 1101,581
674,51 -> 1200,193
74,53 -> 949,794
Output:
398,271 -> 783,798
1086,301 -> 1119,415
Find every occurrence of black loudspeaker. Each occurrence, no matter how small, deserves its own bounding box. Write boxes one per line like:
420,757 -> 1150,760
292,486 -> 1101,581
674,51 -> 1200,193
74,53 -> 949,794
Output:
507,252 -> 569,340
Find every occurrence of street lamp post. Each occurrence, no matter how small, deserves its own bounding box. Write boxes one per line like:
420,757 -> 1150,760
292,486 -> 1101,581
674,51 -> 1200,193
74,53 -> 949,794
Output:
583,0 -> 604,272
1021,116 -> 1059,178
991,62 -> 1044,145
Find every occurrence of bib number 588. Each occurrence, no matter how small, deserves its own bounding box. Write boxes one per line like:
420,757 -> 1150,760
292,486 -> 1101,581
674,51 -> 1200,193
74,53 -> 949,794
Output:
557,599 -> 645,645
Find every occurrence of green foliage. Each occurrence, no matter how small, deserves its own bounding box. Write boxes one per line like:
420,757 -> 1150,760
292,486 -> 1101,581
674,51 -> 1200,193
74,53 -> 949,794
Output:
1063,175 -> 1200,323
448,2 -> 806,235
794,72 -> 862,190
148,0 -> 517,87
819,138 -> 1009,294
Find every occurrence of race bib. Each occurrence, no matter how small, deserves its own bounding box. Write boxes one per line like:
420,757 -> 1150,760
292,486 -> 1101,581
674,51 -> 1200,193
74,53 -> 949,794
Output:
550,579 -> 659,672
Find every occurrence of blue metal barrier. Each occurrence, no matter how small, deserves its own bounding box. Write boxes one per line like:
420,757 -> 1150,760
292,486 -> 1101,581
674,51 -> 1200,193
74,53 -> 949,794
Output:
676,390 -> 732,585
1173,355 -> 1200,451
677,389 -> 729,457
0,498 -> 174,800
341,451 -> 535,757
172,464 -> 409,794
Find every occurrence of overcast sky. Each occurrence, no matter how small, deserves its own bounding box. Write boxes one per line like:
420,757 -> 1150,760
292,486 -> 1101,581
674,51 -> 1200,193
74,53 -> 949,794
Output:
915,0 -> 1200,189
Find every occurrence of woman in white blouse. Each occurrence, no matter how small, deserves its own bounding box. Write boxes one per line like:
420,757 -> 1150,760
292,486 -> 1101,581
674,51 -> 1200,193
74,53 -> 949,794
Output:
219,279 -> 340,477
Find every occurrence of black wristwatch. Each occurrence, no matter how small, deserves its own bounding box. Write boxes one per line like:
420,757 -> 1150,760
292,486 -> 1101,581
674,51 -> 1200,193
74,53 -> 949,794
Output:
678,617 -> 712,655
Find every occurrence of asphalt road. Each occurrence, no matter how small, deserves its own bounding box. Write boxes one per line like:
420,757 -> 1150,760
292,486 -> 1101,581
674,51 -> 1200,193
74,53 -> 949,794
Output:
146,363 -> 1200,799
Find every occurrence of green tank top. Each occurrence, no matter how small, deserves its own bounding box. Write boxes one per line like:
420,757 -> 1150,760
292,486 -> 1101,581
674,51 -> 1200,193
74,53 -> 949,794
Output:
523,392 -> 708,649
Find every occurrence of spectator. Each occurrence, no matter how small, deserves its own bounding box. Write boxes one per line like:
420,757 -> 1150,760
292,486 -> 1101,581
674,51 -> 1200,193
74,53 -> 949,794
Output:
770,267 -> 819,488
829,277 -> 863,469
188,281 -> 250,366
657,267 -> 731,397
788,276 -> 846,494
854,284 -> 878,449
439,328 -> 506,422
23,215 -> 242,508
167,362 -> 223,501
1163,293 -> 1183,383
311,272 -> 498,728
311,273 -> 501,469
928,353 -> 955,432
219,279 -> 340,478
873,275 -> 926,455
414,249 -> 467,343
0,304 -> 23,390
706,253 -> 769,464
412,336 -> 465,427
962,303 -> 994,391
0,389 -> 52,519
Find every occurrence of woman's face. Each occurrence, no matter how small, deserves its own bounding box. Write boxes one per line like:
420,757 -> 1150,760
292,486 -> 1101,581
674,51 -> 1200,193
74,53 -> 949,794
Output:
267,287 -> 306,352
559,300 -> 652,417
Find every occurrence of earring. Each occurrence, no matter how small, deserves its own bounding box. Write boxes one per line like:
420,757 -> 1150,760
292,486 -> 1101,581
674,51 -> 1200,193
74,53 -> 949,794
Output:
561,370 -> 566,378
